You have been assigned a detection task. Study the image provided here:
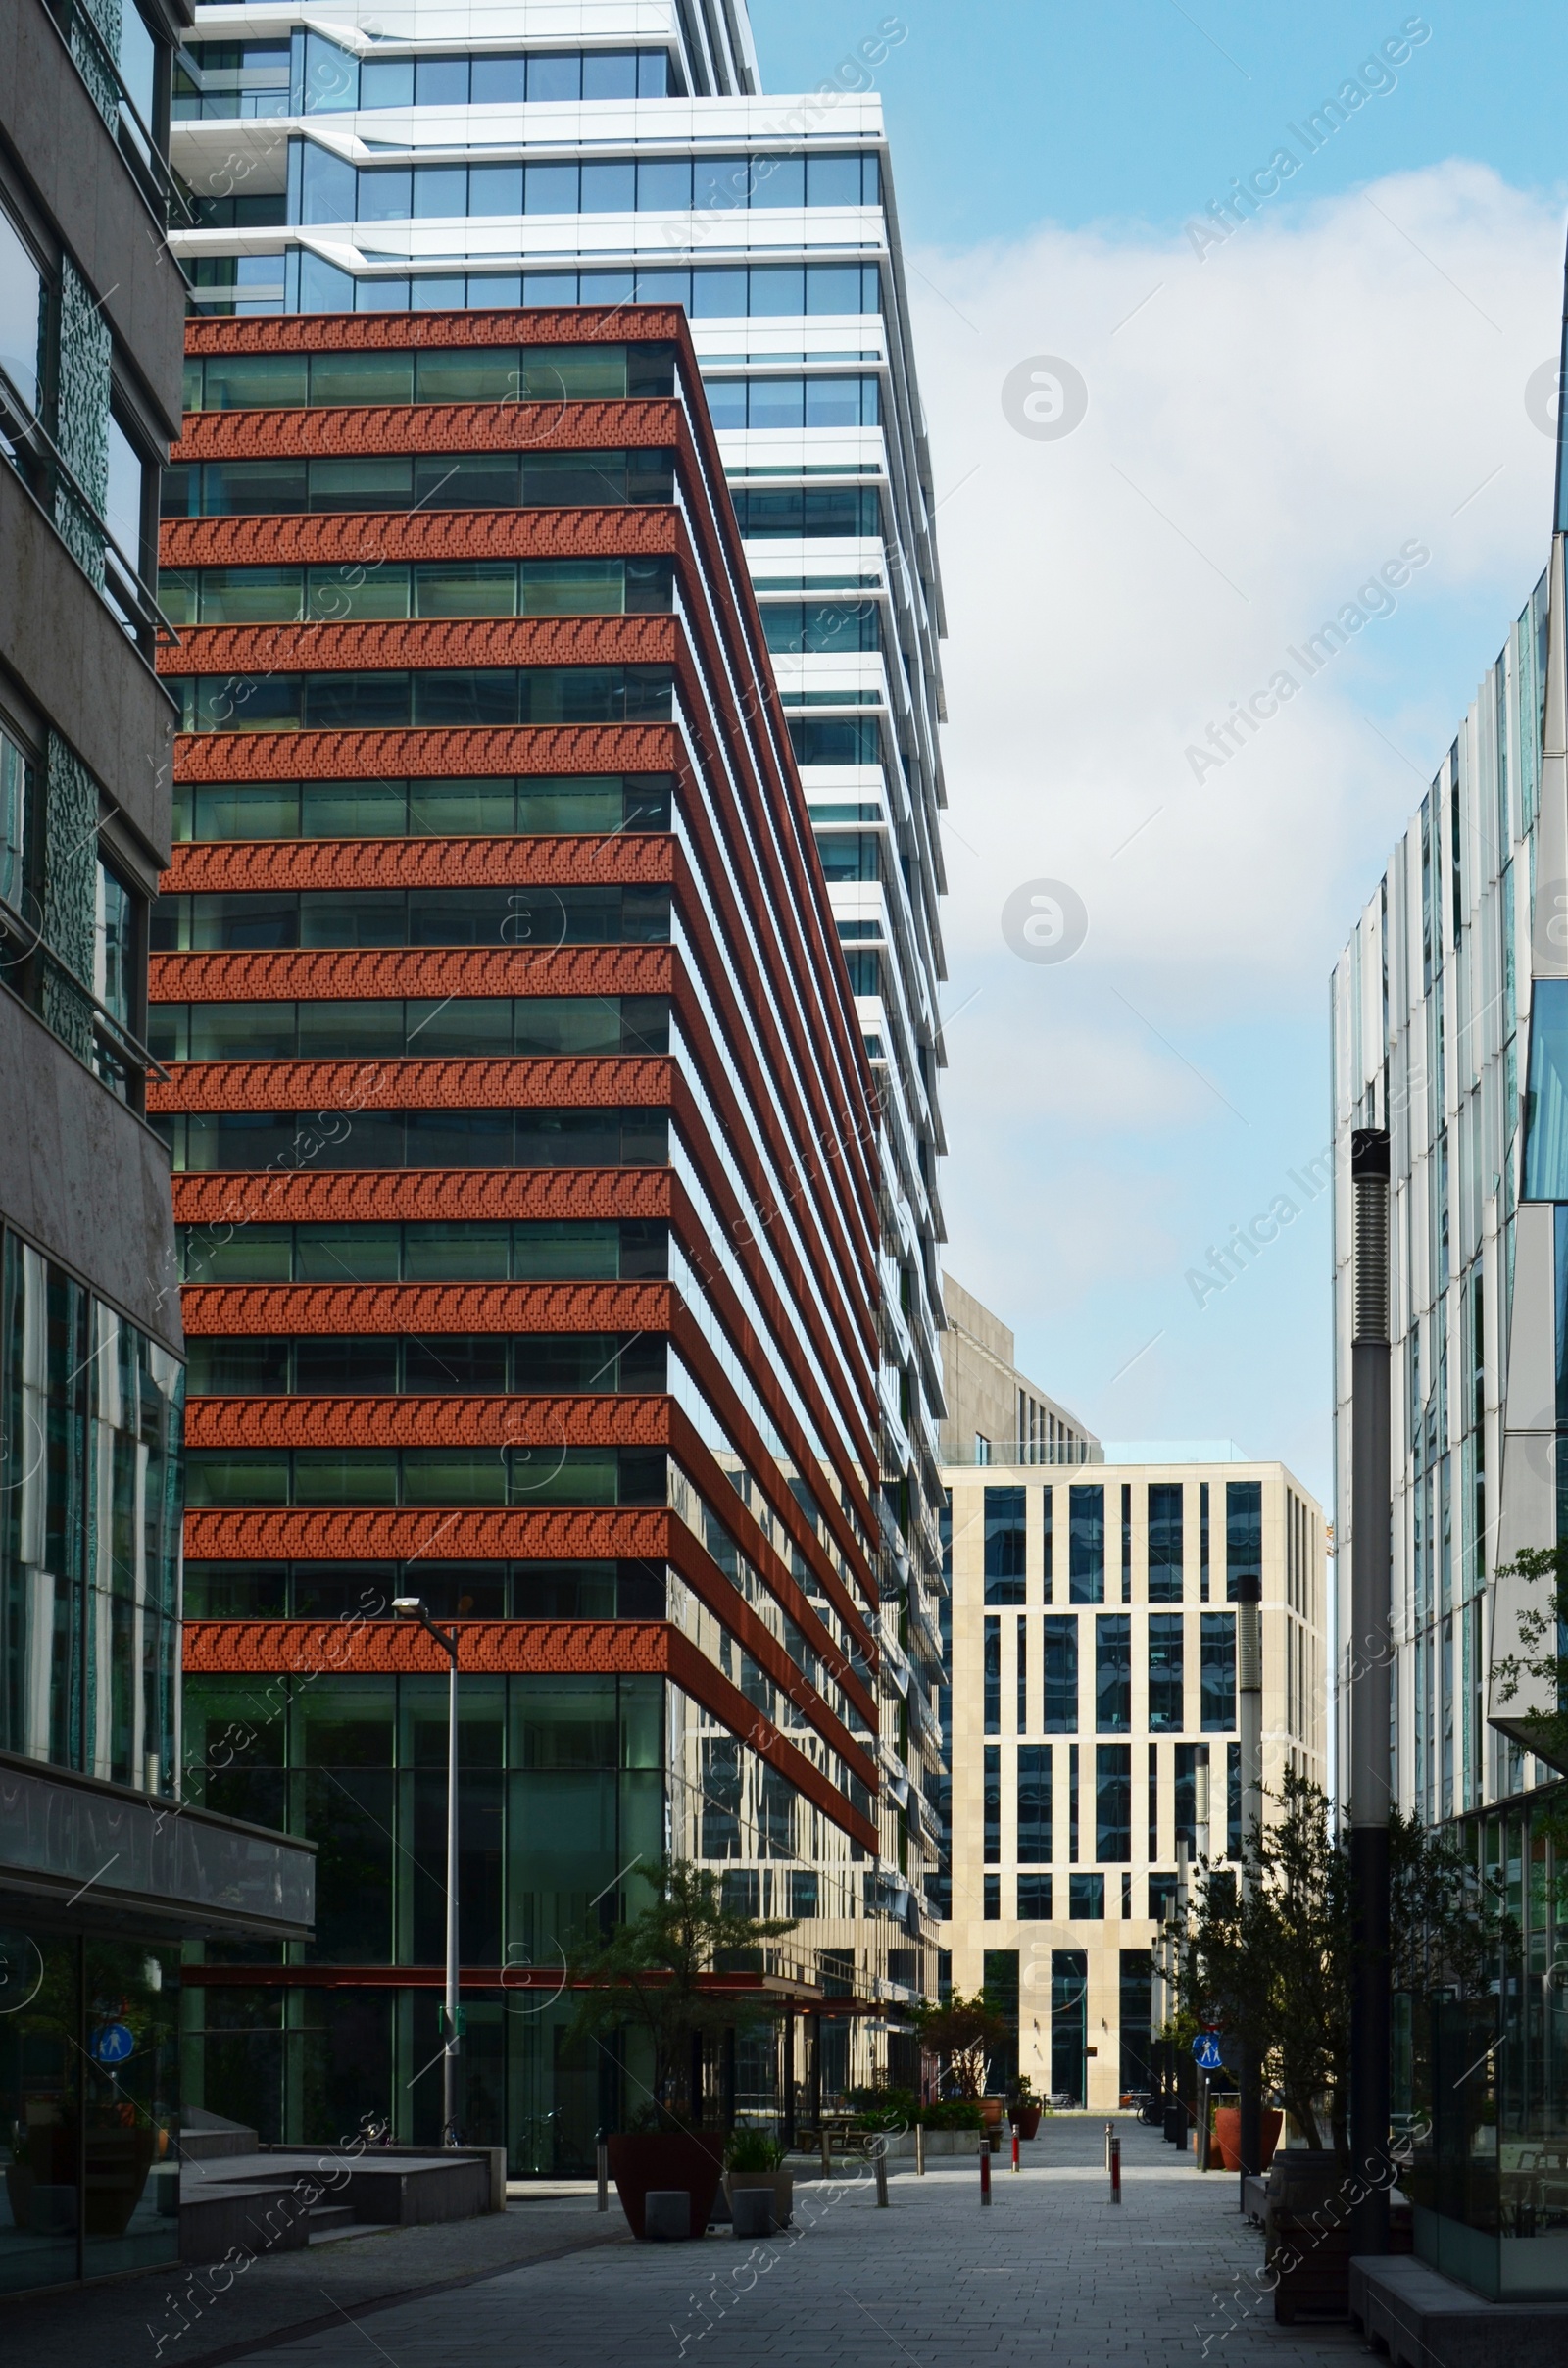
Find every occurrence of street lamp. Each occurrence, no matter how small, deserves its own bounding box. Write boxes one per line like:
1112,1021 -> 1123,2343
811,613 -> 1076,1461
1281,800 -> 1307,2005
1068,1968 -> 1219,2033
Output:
392,1595 -> 463,2146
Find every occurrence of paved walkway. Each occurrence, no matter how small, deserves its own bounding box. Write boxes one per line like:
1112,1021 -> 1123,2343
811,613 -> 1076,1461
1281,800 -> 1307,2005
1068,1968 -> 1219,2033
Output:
6,2192 -> 627,2368
169,2116 -> 1368,2368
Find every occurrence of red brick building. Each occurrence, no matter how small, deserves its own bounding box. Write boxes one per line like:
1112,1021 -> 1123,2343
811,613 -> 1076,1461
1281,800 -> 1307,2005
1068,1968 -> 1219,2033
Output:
152,309 -> 902,2166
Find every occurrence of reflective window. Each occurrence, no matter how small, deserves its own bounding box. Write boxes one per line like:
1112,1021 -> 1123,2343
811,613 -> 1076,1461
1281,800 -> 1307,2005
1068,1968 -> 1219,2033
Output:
1147,1614 -> 1185,1733
1200,1612 -> 1237,1730
0,1233 -> 181,1791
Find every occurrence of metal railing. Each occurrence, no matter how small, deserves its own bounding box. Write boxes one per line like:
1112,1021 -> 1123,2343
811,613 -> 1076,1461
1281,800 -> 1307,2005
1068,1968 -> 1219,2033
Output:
40,0 -> 195,231
0,371 -> 181,666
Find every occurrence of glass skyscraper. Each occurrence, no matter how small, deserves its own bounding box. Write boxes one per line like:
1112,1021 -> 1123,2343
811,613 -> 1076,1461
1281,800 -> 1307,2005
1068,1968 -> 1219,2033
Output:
1330,271 -> 1568,2292
158,1 -> 950,2157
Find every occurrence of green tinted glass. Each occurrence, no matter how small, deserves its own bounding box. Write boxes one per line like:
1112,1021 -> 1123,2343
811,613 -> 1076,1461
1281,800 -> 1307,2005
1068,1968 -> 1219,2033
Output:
300,781 -> 407,837
413,562 -> 516,617
520,345 -> 627,399
294,1224 -> 401,1282
415,346 -> 521,403
200,566 -> 303,623
520,559 -> 623,616
408,778 -> 515,834
308,350 -> 415,406
307,564 -> 410,620
204,353 -> 309,411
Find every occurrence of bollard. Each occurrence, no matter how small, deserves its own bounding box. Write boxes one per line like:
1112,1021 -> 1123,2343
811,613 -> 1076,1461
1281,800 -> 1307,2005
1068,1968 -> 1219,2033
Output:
596,2137 -> 609,2213
979,2142 -> 992,2205
1011,2126 -> 1019,2174
1175,2112 -> 1189,2153
821,2125 -> 832,2178
875,2146 -> 889,2208
915,2122 -> 925,2177
1109,2131 -> 1122,2206
1104,2119 -> 1113,2171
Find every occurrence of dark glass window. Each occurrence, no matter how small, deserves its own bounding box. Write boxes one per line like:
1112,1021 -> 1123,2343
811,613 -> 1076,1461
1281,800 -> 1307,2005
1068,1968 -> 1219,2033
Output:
1043,1617 -> 1076,1733
1148,1482 -> 1184,1601
983,1744 -> 1000,1865
1068,1484 -> 1103,1603
1147,1614 -> 1185,1733
1200,1613 -> 1236,1729
983,1874 -> 1000,1919
1016,1745 -> 1051,1863
1095,1744 -> 1131,1862
1119,1949 -> 1153,2096
983,1484 -> 1026,1603
1041,1487 -> 1054,1602
1225,1480 -> 1262,1601
983,1615 -> 1000,1736
1149,1871 -> 1178,1922
1095,1615 -> 1131,1732
1120,1483 -> 1132,1603
1174,1743 -> 1200,1852
1068,1874 -> 1103,1920
1017,1873 -> 1052,1919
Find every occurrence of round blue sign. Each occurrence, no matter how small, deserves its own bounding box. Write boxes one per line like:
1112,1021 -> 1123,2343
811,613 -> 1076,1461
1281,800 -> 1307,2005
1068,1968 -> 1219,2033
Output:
1192,2031 -> 1225,2071
91,2022 -> 134,2065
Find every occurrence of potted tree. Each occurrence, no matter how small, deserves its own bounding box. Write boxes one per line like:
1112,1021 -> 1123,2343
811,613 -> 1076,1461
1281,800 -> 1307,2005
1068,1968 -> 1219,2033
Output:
910,1993 -> 1012,2150
568,1862 -> 794,2240
1181,1771 -> 1507,2319
1006,2074 -> 1043,2142
724,2128 -> 792,2227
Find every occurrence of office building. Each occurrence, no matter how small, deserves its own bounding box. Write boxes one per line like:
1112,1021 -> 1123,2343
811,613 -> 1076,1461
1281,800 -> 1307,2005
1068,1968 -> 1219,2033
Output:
155,304 -> 926,2168
1330,325 -> 1568,2285
163,0 -> 952,1937
941,1283 -> 1324,2110
0,0 -> 313,2295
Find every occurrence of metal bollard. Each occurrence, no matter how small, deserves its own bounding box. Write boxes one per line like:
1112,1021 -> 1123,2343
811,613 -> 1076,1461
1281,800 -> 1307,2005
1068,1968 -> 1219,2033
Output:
1109,2131 -> 1122,2205
596,2135 -> 609,2212
979,2142 -> 992,2205
875,2145 -> 889,2208
821,2125 -> 832,2178
1104,2118 -> 1113,2171
1175,2113 -> 1189,2153
915,2122 -> 925,2176
1011,2126 -> 1019,2174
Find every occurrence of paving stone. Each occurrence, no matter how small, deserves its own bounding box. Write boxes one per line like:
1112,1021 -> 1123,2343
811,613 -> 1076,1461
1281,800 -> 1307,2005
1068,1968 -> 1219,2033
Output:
145,2115 -> 1368,2368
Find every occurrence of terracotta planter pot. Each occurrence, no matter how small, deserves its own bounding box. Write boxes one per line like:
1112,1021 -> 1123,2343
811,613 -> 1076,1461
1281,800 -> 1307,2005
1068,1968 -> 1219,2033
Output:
607,2131 -> 725,2241
979,2097 -> 1005,2128
724,2168 -> 793,2228
1210,2106 -> 1281,2175
1008,2106 -> 1043,2141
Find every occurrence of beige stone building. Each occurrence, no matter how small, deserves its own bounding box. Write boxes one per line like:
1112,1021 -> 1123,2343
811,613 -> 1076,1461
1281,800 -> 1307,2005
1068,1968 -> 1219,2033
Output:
938,1279 -> 1327,2110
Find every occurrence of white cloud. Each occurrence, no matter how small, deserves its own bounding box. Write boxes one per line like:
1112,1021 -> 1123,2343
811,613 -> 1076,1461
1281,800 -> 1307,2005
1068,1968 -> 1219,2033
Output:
914,162 -> 1563,1484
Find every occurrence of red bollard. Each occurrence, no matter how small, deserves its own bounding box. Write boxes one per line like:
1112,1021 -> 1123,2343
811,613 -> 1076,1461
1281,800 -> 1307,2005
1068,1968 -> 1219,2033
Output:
980,2142 -> 992,2205
1109,2131 -> 1122,2205
1011,2126 -> 1020,2174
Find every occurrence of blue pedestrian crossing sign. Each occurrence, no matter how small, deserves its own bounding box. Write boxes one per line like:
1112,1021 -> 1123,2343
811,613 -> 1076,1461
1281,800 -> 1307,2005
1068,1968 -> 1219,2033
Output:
1192,2032 -> 1225,2071
90,2022 -> 134,2065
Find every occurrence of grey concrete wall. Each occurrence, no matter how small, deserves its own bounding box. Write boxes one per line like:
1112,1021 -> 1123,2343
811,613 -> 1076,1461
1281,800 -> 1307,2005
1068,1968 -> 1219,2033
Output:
2,0 -> 190,436
0,985 -> 181,1352
0,464 -> 176,864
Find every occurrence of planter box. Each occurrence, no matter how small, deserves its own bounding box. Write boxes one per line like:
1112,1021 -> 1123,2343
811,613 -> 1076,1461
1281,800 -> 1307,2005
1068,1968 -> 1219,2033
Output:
608,2132 -> 725,2241
725,2168 -> 792,2228
1211,2106 -> 1282,2176
1009,2106 -> 1043,2141
1266,2150 -> 1353,2322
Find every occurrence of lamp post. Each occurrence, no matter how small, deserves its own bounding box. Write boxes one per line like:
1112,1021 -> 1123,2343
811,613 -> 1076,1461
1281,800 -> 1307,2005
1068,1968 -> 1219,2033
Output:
1234,1572 -> 1263,2211
392,1595 -> 462,2146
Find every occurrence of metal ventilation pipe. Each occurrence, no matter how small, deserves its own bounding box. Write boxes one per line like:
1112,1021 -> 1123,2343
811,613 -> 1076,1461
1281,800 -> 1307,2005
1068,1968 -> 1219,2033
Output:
1348,1125 -> 1392,2254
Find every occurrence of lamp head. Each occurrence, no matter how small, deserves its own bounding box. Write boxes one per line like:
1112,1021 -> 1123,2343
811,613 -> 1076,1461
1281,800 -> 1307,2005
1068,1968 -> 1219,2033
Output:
391,1597 -> 424,1617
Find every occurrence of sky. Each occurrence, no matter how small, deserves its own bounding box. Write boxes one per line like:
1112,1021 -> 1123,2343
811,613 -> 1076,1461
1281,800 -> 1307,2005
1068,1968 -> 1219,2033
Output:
750,1 -> 1568,1505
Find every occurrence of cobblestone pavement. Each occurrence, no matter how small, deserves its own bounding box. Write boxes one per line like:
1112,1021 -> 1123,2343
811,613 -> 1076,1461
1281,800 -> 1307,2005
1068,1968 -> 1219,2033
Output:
200,2116 -> 1370,2368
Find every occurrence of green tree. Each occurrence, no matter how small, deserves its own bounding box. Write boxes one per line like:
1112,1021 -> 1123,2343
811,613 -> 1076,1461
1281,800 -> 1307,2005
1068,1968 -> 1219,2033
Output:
1179,1772 -> 1508,2161
910,1990 -> 1011,2099
566,1861 -> 794,2127
1493,1543 -> 1568,1774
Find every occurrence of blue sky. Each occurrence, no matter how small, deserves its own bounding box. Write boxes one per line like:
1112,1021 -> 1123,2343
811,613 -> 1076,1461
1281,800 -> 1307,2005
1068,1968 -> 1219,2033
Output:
750,4 -> 1568,241
750,4 -> 1568,1506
